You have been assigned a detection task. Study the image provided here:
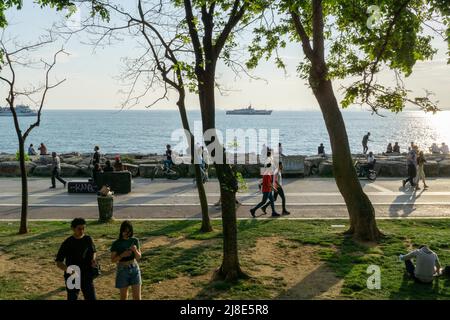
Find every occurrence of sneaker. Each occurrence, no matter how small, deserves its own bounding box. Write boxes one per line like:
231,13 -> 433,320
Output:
261,207 -> 267,215
63,181 -> 67,188
402,180 -> 406,188
424,185 -> 429,189
271,212 -> 281,217
415,187 -> 421,190
49,186 -> 56,189
250,209 -> 256,218
282,210 -> 291,215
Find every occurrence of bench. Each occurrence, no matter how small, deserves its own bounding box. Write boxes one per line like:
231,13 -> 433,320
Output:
96,171 -> 132,194
68,181 -> 97,193
282,155 -> 305,176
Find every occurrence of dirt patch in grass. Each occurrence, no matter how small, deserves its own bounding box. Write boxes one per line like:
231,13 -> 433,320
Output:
246,237 -> 343,300
1,235 -> 342,300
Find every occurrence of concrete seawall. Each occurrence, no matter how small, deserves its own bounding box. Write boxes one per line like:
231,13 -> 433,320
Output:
1,152 -> 449,178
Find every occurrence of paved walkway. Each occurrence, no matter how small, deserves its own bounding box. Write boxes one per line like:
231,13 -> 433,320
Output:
1,177 -> 450,220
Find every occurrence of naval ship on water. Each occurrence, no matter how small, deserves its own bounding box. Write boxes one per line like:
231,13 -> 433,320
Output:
0,105 -> 37,117
226,105 -> 272,115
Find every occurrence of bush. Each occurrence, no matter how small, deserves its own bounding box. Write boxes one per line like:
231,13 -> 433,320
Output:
15,151 -> 30,162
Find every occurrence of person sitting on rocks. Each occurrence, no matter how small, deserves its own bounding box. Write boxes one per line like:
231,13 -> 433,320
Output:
440,142 -> 449,154
386,143 -> 393,154
38,142 -> 48,156
104,160 -> 114,172
393,142 -> 400,153
430,143 -> 440,154
28,144 -> 37,156
399,245 -> 444,284
114,155 -> 124,171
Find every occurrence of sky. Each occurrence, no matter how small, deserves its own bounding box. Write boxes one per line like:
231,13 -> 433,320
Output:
1,1 -> 449,111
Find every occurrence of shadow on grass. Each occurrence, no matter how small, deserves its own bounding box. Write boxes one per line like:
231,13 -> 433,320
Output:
275,264 -> 341,299
389,275 -> 442,299
32,286 -> 67,300
0,227 -> 69,252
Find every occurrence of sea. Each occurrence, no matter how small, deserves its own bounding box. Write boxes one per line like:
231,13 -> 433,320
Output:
1,109 -> 450,156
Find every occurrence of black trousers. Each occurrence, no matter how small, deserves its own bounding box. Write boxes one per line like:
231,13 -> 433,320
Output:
263,186 -> 287,212
405,164 -> 417,186
404,260 -> 433,284
65,273 -> 96,301
51,169 -> 66,187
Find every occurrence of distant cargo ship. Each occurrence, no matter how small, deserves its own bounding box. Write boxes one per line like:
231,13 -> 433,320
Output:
0,105 -> 37,117
226,105 -> 272,115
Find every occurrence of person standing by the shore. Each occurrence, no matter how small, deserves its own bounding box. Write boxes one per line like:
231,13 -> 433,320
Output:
403,147 -> 417,189
416,151 -> 428,190
50,152 -> 66,189
90,146 -> 101,177
250,163 -> 280,218
111,221 -> 142,300
55,218 -> 98,300
318,143 -> 325,157
362,132 -> 371,154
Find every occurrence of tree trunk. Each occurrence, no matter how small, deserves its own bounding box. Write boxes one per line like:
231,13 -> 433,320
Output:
18,139 -> 28,234
310,67 -> 382,241
213,163 -> 246,282
200,71 -> 245,281
194,164 -> 212,232
177,99 -> 212,232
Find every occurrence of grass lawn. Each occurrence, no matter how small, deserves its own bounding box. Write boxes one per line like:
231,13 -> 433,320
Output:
0,219 -> 449,300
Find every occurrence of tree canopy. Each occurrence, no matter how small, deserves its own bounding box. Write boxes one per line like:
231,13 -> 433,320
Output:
247,0 -> 450,114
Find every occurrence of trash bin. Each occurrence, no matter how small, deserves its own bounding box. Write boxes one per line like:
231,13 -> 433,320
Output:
97,196 -> 114,222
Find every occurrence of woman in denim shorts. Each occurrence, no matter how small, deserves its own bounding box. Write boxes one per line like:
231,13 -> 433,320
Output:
111,221 -> 142,300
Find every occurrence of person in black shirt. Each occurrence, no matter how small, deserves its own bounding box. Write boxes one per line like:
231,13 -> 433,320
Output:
55,218 -> 98,300
90,146 -> 101,178
318,143 -> 325,156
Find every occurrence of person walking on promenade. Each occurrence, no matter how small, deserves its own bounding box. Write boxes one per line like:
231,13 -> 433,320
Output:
111,221 -> 142,300
399,245 -> 443,284
50,152 -> 66,189
362,132 -> 371,154
28,144 -> 37,156
38,142 -> 48,155
92,163 -> 103,188
55,218 -> 98,300
260,144 -> 268,164
416,151 -> 429,190
393,142 -> 400,153
164,144 -> 174,172
261,162 -> 290,215
250,163 -> 280,218
402,147 -> 417,188
318,143 -> 325,157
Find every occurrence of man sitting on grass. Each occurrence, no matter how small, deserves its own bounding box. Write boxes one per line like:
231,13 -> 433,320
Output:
399,245 -> 443,284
